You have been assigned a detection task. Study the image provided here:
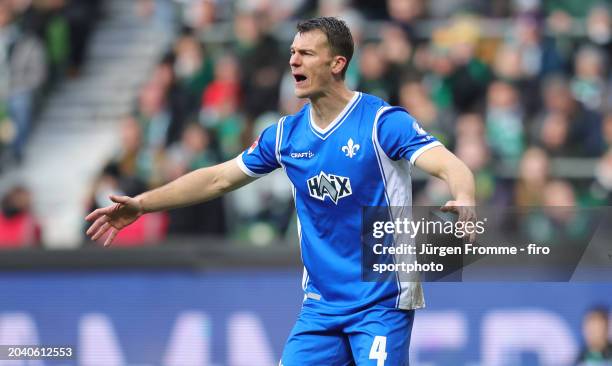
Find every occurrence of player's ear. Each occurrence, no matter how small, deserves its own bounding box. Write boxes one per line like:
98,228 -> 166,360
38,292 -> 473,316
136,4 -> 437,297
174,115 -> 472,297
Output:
331,55 -> 347,77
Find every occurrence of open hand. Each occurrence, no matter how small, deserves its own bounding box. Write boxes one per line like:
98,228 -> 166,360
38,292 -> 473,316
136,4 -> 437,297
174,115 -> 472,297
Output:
85,195 -> 144,246
441,200 -> 477,242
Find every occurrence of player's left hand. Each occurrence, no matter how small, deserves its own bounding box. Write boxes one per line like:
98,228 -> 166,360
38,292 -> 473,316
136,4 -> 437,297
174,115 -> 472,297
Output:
441,200 -> 477,242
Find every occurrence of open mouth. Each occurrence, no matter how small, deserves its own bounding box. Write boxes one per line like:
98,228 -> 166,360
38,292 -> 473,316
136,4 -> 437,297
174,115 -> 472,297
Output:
293,73 -> 307,83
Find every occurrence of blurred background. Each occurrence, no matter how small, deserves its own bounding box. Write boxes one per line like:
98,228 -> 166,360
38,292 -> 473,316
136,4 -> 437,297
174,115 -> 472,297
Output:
0,0 -> 611,365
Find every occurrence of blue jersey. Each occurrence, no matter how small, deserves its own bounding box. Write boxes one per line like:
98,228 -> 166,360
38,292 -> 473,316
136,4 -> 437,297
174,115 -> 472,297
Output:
237,92 -> 441,314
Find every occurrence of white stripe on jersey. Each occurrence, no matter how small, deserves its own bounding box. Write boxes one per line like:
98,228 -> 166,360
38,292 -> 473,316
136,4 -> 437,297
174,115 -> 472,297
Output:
372,106 -> 425,311
275,116 -> 287,168
410,141 -> 443,164
236,155 -> 267,178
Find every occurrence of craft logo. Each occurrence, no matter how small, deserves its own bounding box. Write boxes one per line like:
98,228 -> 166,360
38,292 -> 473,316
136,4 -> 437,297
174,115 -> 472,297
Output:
290,151 -> 315,159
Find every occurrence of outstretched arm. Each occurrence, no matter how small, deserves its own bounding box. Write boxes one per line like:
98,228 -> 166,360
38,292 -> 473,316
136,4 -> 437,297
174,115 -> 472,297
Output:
136,158 -> 254,212
414,145 -> 476,220
85,158 -> 255,246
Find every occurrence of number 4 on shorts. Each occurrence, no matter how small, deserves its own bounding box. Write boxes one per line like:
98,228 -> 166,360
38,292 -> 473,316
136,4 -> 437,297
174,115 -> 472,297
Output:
368,335 -> 387,366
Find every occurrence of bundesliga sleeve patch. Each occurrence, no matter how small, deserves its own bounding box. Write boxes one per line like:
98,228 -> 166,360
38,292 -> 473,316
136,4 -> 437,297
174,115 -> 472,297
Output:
247,137 -> 260,154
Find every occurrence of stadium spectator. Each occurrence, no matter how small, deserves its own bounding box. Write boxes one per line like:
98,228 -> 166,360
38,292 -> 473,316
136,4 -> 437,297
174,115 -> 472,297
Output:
576,307 -> 612,365
535,111 -> 572,156
490,42 -> 538,117
525,179 -> 589,243
398,78 -> 436,128
62,0 -> 100,77
455,112 -> 486,142
0,185 -> 41,247
180,0 -> 216,32
150,53 -> 189,146
379,23 -> 415,81
31,0 -> 70,82
443,16 -> 492,113
543,179 -> 577,207
357,42 -> 394,103
386,0 -> 423,25
173,29 -> 213,115
106,115 -> 149,194
233,10 -> 283,120
485,80 -> 525,163
425,45 -> 455,113
427,0 -> 490,18
591,151 -> 612,205
571,46 -> 607,111
454,136 -> 494,203
508,13 -> 565,80
570,45 -> 608,112
514,147 -> 551,206
399,77 -> 452,143
584,3 -> 612,57
544,0 -> 601,21
380,23 -> 413,66
494,15 -> 564,116
200,52 -> 243,160
162,122 -> 226,235
201,53 -> 241,119
492,43 -> 524,82
538,74 -> 603,157
0,0 -> 46,164
162,122 -> 214,182
135,80 -> 172,186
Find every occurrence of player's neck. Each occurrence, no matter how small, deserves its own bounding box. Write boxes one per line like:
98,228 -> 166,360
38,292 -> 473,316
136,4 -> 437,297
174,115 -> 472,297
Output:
309,84 -> 355,130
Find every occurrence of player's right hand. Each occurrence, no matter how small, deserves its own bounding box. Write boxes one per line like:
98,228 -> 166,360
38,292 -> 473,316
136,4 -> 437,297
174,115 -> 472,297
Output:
440,201 -> 478,243
85,195 -> 144,247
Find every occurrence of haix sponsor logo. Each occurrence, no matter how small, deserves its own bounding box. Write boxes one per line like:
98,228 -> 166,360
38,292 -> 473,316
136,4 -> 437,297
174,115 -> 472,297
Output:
291,151 -> 315,159
307,171 -> 352,204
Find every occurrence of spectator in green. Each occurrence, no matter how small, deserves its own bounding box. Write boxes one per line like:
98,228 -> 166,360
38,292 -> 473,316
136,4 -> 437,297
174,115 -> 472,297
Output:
576,307 -> 612,365
486,80 -> 525,164
173,29 -> 213,114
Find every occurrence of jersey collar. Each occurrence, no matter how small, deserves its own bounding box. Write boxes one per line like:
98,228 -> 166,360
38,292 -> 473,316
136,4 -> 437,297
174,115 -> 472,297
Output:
308,92 -> 362,140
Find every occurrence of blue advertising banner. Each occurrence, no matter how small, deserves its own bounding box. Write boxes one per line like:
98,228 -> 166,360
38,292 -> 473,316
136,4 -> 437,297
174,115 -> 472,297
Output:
0,270 -> 610,366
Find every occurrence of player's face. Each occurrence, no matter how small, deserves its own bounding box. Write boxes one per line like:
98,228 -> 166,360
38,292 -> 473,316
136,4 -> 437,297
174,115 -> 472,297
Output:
289,30 -> 336,99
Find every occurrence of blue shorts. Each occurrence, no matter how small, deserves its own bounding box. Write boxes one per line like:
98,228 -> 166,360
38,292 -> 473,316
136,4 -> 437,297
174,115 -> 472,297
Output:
280,305 -> 415,366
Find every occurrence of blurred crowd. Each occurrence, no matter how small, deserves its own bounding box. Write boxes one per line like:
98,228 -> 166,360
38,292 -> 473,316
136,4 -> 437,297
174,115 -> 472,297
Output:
4,0 -> 612,247
0,0 -> 100,166
0,0 -> 99,247
88,0 -> 612,245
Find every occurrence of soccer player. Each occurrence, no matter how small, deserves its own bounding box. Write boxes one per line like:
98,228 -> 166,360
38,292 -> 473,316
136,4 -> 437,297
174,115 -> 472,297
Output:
86,17 -> 475,366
